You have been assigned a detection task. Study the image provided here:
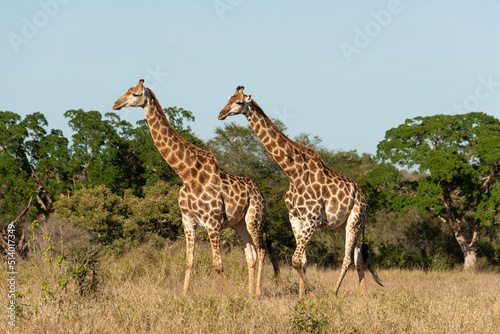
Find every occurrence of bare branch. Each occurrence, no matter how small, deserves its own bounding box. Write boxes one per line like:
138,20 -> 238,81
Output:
11,197 -> 33,228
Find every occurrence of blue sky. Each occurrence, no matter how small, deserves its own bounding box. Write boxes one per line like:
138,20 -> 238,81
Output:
2,0 -> 500,155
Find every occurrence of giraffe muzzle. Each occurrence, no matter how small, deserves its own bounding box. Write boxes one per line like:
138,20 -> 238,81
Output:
218,110 -> 228,120
112,100 -> 126,110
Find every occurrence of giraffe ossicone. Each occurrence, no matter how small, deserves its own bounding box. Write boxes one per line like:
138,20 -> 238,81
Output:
113,80 -> 279,297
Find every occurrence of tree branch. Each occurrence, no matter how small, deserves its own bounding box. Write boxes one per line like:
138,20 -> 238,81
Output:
11,197 -> 33,228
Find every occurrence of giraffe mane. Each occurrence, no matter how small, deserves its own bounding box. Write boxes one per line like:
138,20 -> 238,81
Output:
249,100 -> 328,167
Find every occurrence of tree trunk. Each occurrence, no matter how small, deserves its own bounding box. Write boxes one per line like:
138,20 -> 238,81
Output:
463,250 -> 477,272
447,217 -> 480,272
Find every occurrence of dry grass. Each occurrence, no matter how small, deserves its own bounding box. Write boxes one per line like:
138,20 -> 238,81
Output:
2,240 -> 499,333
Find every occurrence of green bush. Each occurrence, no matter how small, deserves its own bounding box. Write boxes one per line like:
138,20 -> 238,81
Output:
55,182 -> 183,247
291,298 -> 329,333
55,185 -> 127,244
123,182 -> 182,242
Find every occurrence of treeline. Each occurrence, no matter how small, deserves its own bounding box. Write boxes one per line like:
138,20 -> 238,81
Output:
1,109 -> 499,271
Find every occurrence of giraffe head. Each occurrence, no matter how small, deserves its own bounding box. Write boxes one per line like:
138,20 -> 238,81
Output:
218,86 -> 254,120
112,79 -> 150,110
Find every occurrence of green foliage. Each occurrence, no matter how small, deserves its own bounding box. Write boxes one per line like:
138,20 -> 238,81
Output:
0,111 -> 71,219
377,112 -> 500,205
55,185 -> 127,244
54,182 -> 183,246
64,109 -> 140,192
0,111 -> 32,220
368,209 -> 462,269
123,182 -> 183,241
291,298 -> 329,333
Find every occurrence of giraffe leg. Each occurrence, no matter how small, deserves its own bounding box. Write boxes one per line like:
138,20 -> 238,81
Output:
234,220 -> 258,297
182,215 -> 196,296
299,250 -> 307,297
245,202 -> 267,297
206,223 -> 231,292
289,214 -> 306,297
291,220 -> 316,298
334,211 -> 363,295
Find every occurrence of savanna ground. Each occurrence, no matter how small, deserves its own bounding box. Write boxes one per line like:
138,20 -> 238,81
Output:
2,240 -> 499,334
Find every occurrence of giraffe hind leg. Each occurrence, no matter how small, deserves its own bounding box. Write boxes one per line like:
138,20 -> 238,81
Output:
334,212 -> 363,295
247,202 -> 268,298
354,243 -> 366,295
234,220 -> 258,297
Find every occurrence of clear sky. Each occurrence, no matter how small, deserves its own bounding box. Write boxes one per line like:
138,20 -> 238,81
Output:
2,0 -> 499,155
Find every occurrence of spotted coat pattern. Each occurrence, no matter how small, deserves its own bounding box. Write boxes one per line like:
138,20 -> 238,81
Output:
113,80 -> 275,296
219,86 -> 380,297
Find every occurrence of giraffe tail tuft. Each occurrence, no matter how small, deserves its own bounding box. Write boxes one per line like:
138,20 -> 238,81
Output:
362,243 -> 384,287
265,237 -> 280,278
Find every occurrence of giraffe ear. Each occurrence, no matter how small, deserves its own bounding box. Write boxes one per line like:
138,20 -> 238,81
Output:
245,94 -> 253,103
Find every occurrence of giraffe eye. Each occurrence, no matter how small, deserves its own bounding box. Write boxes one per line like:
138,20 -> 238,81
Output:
133,93 -> 141,97
236,101 -> 243,105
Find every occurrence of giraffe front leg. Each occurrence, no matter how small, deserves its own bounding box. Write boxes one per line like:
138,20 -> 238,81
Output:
292,246 -> 314,298
206,223 -> 232,293
291,220 -> 316,298
289,214 -> 308,297
182,215 -> 196,296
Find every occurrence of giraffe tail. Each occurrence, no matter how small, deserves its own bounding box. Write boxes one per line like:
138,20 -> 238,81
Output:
265,237 -> 280,278
362,243 -> 384,287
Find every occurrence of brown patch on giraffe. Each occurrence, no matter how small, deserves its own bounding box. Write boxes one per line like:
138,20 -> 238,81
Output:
198,170 -> 210,184
337,190 -> 346,202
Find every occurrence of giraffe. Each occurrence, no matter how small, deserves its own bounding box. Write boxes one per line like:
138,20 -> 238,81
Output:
218,86 -> 383,297
113,80 -> 279,297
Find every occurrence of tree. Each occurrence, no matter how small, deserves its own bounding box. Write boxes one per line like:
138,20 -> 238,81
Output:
376,112 -> 500,271
64,109 -> 152,193
0,111 -> 34,220
65,109 -> 126,189
22,113 -> 72,217
0,111 -> 70,220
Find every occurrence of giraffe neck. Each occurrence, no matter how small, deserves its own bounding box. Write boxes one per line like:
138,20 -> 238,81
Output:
245,102 -> 314,182
143,89 -> 207,181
